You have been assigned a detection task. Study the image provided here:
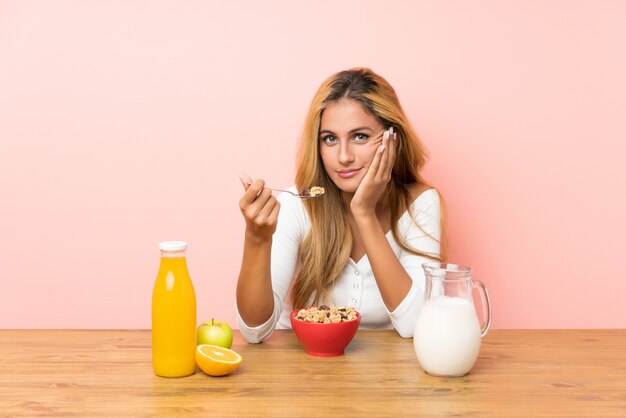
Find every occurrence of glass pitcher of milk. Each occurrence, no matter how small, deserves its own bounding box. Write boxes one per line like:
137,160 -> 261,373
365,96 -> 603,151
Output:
413,263 -> 492,377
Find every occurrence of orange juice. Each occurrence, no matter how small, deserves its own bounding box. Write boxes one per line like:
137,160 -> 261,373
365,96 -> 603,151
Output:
152,241 -> 196,377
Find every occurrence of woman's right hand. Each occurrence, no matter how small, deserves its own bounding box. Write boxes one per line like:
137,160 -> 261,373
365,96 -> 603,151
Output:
238,173 -> 281,243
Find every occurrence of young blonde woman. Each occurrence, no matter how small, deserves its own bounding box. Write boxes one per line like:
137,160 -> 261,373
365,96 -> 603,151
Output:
236,68 -> 445,342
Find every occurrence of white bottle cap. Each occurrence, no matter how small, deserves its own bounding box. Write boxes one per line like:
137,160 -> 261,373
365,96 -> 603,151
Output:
159,241 -> 188,251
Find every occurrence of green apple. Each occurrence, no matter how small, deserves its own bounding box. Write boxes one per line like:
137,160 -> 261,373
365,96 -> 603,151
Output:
197,319 -> 233,349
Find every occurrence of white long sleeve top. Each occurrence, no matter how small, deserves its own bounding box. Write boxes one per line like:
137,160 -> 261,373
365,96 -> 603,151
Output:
236,187 -> 442,343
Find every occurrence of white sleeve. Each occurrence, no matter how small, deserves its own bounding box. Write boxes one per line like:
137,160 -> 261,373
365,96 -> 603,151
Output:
387,189 -> 442,338
236,189 -> 305,343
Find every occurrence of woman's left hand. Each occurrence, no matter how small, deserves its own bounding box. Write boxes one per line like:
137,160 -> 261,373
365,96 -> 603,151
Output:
350,127 -> 397,217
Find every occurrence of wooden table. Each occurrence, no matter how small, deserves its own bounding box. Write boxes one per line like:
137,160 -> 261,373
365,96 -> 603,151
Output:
1,329 -> 625,417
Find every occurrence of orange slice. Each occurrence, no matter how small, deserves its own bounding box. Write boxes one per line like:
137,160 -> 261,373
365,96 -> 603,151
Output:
196,344 -> 242,376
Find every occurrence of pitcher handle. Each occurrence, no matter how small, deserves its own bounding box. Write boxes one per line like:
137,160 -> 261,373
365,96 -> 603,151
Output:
473,280 -> 492,337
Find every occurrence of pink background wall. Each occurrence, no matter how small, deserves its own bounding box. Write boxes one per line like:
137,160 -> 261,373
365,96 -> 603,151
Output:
1,1 -> 625,329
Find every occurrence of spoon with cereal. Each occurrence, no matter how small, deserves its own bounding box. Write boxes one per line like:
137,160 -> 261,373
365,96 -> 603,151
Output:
240,173 -> 324,199
261,185 -> 325,199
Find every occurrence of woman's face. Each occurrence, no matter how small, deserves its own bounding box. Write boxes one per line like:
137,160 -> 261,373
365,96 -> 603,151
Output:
318,99 -> 385,194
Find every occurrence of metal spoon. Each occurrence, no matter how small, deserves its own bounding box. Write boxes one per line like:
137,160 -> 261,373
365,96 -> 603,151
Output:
248,183 -> 324,199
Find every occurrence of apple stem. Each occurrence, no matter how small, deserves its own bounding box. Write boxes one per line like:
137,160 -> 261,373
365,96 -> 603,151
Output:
212,319 -> 214,326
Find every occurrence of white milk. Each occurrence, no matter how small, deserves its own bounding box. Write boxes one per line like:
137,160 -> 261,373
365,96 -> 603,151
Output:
413,296 -> 482,376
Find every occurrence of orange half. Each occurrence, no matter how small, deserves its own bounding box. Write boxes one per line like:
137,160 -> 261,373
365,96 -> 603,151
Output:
196,344 -> 242,376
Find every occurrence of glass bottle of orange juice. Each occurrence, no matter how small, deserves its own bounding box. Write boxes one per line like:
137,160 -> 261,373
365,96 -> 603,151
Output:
152,241 -> 196,377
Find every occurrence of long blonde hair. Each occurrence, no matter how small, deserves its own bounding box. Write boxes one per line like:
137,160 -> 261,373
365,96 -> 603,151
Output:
292,68 -> 446,309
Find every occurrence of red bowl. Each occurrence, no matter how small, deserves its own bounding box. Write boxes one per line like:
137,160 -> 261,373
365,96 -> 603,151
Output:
290,309 -> 361,357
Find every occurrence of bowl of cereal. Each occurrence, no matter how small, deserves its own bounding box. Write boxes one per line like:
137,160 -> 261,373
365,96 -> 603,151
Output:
290,306 -> 361,357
